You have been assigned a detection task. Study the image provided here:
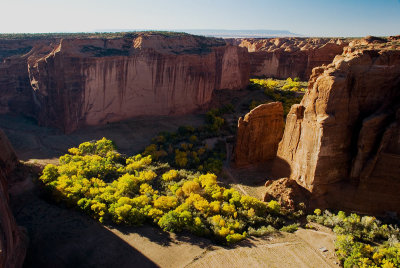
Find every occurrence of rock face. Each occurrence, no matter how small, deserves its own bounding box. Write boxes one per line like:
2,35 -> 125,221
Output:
0,39 -> 52,117
238,38 -> 348,80
0,129 -> 27,268
0,33 -> 249,132
277,39 -> 400,214
234,102 -> 284,166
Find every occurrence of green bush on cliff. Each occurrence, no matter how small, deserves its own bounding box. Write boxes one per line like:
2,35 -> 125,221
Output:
39,138 -> 291,245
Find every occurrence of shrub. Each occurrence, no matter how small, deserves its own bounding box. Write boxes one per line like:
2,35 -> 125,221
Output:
282,77 -> 303,92
175,150 -> 188,167
248,225 -> 277,237
162,170 -> 179,182
308,210 -> 400,267
158,211 -> 182,232
154,196 -> 178,211
40,164 -> 59,183
280,223 -> 299,233
267,200 -> 281,214
226,232 -> 247,244
182,181 -> 201,196
314,208 -> 322,216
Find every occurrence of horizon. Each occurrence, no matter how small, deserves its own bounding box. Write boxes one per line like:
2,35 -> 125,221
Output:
0,29 -> 394,39
1,0 -> 400,37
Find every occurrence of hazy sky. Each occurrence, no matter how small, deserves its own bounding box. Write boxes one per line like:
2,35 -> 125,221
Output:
1,0 -> 399,37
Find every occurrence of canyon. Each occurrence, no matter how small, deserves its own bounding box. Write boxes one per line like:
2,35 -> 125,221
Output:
1,32 -> 400,266
0,33 -> 349,133
1,33 -> 249,132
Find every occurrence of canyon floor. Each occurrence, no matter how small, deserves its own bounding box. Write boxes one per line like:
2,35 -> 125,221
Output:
1,111 -> 340,268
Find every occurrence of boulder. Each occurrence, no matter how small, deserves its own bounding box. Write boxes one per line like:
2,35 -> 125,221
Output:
264,178 -> 309,210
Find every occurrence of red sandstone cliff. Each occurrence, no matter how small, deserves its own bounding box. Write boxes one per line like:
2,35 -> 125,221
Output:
0,39 -> 55,117
277,38 -> 400,214
0,33 -> 249,132
234,102 -> 284,167
237,37 -> 348,80
0,129 -> 27,268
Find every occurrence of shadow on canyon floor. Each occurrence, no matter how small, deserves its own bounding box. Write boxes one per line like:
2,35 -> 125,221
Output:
10,172 -> 158,268
233,157 -> 292,186
9,165 -> 261,268
0,114 -> 205,162
221,157 -> 292,199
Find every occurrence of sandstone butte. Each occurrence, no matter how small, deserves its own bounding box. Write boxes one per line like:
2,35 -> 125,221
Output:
0,33 -> 250,133
236,37 -> 348,80
234,102 -> 284,167
0,129 -> 27,268
276,36 -> 400,214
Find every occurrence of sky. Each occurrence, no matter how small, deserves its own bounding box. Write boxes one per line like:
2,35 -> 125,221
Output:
1,0 -> 399,37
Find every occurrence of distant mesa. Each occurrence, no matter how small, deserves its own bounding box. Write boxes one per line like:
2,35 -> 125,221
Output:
94,29 -> 302,38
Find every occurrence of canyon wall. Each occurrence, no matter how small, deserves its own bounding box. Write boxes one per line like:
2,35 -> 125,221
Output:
234,102 -> 284,167
238,37 -> 348,80
0,33 -> 249,132
0,39 -> 54,116
277,37 -> 400,214
0,129 -> 27,268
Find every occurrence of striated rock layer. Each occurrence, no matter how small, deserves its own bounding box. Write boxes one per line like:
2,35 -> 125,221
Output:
0,129 -> 27,268
0,33 -> 249,132
238,37 -> 348,80
234,102 -> 284,167
277,38 -> 400,214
